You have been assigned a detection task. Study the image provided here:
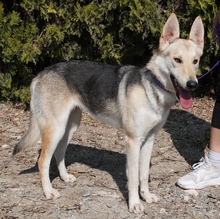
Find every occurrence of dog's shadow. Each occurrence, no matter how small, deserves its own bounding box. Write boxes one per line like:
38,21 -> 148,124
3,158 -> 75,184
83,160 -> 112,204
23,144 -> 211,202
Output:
19,108 -> 210,199
164,109 -> 210,165
65,144 -> 128,197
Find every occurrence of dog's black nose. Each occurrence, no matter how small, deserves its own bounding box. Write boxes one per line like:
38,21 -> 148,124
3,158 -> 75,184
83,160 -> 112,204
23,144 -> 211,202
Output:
186,80 -> 198,90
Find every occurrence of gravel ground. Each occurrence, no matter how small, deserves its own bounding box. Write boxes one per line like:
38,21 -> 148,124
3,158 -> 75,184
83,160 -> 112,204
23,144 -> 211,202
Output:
1,98 -> 220,219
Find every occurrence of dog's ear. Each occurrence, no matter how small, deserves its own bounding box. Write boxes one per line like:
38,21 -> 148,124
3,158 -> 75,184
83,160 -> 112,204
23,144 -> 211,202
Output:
189,16 -> 204,51
159,13 -> 180,51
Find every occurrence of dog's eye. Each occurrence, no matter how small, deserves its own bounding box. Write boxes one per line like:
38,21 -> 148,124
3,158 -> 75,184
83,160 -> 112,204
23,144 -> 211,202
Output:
174,58 -> 182,64
193,59 -> 198,64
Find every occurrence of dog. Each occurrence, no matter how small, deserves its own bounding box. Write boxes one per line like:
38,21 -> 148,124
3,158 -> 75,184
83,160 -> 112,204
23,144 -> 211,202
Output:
13,13 -> 204,213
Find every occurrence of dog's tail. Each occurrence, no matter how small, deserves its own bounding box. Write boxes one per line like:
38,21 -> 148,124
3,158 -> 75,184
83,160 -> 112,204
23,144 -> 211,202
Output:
13,79 -> 41,156
13,111 -> 40,156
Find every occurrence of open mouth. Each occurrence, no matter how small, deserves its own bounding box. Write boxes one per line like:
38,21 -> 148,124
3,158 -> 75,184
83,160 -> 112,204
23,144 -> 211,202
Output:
170,75 -> 193,110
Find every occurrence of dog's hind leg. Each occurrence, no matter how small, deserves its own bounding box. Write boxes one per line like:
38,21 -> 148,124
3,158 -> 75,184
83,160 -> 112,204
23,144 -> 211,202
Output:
139,133 -> 159,203
38,123 -> 65,199
54,107 -> 82,183
37,107 -> 81,200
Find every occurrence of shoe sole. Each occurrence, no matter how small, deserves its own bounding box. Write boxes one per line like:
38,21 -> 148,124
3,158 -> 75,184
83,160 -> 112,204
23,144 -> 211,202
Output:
177,178 -> 220,190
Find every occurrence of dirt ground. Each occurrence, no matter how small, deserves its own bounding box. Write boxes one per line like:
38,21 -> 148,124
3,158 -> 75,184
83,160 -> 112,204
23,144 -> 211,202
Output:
1,98 -> 220,219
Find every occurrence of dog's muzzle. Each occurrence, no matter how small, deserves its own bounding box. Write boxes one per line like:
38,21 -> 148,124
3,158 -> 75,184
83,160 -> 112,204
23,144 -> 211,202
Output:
171,76 -> 198,109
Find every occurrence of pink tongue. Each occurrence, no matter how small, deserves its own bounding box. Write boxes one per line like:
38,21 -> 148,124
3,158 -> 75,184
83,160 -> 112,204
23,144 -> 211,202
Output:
179,87 -> 193,109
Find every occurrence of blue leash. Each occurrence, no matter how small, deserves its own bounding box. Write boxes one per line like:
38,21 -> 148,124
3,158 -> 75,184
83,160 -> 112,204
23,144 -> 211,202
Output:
198,60 -> 220,80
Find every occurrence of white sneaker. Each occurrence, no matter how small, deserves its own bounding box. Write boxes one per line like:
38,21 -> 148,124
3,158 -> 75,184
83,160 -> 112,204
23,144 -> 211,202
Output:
177,156 -> 220,189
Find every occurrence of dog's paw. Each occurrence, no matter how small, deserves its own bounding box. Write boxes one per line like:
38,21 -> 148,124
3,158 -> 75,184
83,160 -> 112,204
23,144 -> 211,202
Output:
129,201 -> 145,214
61,173 -> 76,183
44,188 -> 61,200
140,191 -> 159,203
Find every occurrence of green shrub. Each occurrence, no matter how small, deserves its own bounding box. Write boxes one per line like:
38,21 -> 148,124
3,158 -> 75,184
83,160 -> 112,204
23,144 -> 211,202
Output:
0,0 -> 219,105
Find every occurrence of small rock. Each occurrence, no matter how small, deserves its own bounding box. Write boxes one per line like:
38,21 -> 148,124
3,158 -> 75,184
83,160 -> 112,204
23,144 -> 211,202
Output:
185,189 -> 199,197
160,208 -> 166,214
12,117 -> 19,122
0,104 -> 5,109
183,195 -> 190,202
2,144 -> 9,149
83,191 -> 90,197
106,203 -> 113,208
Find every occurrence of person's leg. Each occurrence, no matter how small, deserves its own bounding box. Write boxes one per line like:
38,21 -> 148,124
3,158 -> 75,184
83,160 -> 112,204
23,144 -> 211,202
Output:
207,100 -> 220,166
177,84 -> 220,189
209,127 -> 220,153
210,90 -> 220,153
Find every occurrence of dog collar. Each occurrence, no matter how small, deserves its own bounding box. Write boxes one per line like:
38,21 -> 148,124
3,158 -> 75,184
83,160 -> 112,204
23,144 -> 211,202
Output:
150,73 -> 171,93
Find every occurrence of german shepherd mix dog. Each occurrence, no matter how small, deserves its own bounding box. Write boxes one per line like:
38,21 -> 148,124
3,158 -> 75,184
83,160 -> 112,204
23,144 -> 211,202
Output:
13,14 -> 204,213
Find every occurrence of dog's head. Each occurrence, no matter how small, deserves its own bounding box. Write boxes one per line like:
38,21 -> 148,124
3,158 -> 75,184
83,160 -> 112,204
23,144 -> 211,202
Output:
159,13 -> 204,109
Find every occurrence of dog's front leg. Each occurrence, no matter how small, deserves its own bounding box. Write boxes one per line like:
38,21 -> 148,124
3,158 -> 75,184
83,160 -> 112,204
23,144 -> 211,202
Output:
126,136 -> 144,213
139,133 -> 159,203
